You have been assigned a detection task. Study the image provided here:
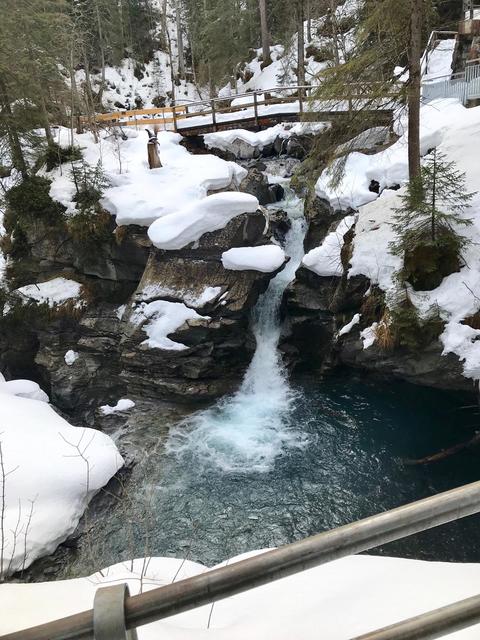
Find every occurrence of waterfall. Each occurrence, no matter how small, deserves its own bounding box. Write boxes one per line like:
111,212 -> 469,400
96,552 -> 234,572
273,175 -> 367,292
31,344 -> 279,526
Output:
167,192 -> 308,473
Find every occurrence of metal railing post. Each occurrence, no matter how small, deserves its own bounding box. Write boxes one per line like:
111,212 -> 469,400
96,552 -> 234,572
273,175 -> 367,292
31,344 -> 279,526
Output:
93,584 -> 138,640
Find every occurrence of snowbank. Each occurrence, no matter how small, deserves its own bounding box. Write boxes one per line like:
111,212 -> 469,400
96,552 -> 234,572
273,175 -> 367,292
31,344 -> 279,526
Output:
48,128 -> 248,228
3,553 -> 480,638
222,245 -> 286,273
0,378 -> 49,403
347,99 -> 480,380
315,99 -> 465,210
0,388 -> 123,576
303,215 -> 356,277
14,278 -> 83,308
130,300 -> 205,350
148,192 -> 259,250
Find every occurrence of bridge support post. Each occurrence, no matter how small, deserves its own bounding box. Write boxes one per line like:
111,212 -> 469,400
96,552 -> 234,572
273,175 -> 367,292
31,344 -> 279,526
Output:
93,583 -> 138,640
253,91 -> 259,126
210,100 -> 217,131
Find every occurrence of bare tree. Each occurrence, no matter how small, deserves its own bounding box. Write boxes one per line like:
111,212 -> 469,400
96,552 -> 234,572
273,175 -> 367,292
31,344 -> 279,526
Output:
408,0 -> 423,180
258,0 -> 272,67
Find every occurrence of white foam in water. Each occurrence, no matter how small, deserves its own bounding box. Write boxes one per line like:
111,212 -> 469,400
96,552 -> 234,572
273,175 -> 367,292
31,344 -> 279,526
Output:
167,192 -> 308,473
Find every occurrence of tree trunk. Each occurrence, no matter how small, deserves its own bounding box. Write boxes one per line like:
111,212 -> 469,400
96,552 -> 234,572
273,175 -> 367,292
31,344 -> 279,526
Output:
306,0 -> 312,43
146,129 -> 162,169
329,0 -> 340,66
94,0 -> 106,107
176,1 -> 186,79
0,75 -> 28,177
258,0 -> 271,67
297,0 -> 305,87
408,0 -> 422,181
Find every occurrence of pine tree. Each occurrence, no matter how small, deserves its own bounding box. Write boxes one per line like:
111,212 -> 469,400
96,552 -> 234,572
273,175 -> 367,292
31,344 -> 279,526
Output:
390,150 -> 476,290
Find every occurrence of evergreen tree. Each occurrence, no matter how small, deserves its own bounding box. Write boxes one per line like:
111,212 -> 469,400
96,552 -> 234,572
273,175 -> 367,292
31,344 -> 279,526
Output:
390,150 -> 475,290
391,150 -> 475,254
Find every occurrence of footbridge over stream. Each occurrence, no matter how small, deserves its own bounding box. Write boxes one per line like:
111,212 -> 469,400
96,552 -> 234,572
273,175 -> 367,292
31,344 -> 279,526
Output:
80,84 -> 396,137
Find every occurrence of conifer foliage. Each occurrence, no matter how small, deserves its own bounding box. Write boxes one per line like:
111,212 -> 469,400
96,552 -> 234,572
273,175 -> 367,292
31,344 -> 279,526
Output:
390,150 -> 475,290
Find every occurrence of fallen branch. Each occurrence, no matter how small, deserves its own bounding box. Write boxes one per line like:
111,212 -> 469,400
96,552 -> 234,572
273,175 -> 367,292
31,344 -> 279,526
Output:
404,432 -> 480,465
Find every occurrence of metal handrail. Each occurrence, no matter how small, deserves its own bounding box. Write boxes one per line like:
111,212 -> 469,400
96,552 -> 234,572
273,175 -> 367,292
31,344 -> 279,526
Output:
4,480 -> 480,640
351,593 -> 480,640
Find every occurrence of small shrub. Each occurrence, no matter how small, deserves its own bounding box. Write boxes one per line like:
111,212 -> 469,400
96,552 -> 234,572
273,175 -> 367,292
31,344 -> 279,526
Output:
306,44 -> 335,63
70,160 -> 110,213
6,176 -> 66,226
360,286 -> 386,326
384,293 -> 444,352
41,143 -> 82,172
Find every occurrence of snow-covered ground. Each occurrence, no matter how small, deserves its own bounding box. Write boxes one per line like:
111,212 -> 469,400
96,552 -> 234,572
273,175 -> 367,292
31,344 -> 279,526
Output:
303,215 -> 356,277
0,377 -> 123,576
422,38 -> 455,81
49,127 -> 247,228
2,552 -> 480,638
314,98 -> 480,381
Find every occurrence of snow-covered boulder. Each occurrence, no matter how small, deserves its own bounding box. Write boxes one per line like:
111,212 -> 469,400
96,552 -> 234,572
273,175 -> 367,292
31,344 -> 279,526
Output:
147,192 -> 259,250
302,216 -> 356,277
222,245 -> 286,273
0,390 -> 123,576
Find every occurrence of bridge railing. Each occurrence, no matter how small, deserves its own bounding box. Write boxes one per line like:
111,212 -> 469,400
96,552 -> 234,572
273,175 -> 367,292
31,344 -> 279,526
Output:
82,82 -> 398,134
463,0 -> 480,20
4,480 -> 480,640
422,62 -> 480,104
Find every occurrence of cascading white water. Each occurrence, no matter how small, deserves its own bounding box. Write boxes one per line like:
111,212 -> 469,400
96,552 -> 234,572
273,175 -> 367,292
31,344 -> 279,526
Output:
167,191 -> 308,473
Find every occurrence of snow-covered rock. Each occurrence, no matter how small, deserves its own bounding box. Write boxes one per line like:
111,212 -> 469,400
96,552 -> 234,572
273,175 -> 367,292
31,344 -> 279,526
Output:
222,245 -> 286,273
148,192 -> 259,250
100,399 -> 136,415
64,350 -> 79,366
0,390 -> 123,576
3,553 -> 480,638
347,100 -> 480,381
14,278 -> 83,308
303,215 -> 356,277
130,300 -> 205,351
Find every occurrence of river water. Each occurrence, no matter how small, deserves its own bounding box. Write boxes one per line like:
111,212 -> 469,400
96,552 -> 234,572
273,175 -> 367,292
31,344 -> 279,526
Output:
53,194 -> 480,578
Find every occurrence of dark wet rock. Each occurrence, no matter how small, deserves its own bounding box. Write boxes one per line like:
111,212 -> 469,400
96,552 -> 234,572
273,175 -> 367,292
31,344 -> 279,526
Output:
239,168 -> 284,205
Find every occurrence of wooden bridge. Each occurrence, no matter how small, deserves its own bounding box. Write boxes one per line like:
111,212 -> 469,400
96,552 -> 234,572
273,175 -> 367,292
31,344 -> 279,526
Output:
81,85 -> 396,137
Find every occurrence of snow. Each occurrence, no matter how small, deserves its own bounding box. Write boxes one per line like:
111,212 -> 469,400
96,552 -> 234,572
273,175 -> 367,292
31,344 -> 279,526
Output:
148,192 -> 259,250
0,388 -> 123,576
130,300 -> 205,351
303,215 -> 356,277
423,39 -> 455,81
138,284 -> 223,308
0,378 -> 49,403
338,313 -> 361,336
3,553 -> 480,638
314,99 -> 466,210
203,122 -> 329,157
346,99 -> 480,379
361,324 -> 378,350
221,245 -> 286,273
100,399 -> 136,415
64,350 -> 79,366
14,278 -> 83,308
48,127 -> 248,228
